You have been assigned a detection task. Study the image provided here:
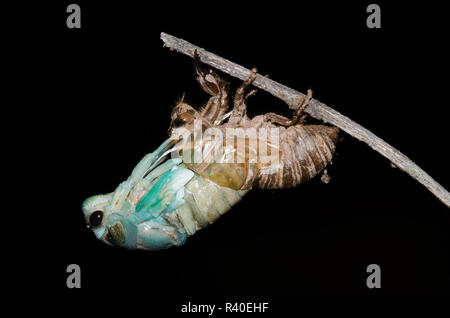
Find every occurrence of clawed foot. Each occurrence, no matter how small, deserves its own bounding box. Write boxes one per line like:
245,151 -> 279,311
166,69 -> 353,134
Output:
264,89 -> 312,126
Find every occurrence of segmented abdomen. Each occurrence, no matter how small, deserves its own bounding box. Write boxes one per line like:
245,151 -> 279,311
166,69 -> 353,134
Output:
174,172 -> 248,236
256,124 -> 339,189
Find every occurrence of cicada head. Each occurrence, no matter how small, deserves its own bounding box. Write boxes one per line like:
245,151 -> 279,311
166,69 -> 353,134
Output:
168,101 -> 201,137
81,193 -> 116,245
82,155 -> 192,250
82,190 -> 183,250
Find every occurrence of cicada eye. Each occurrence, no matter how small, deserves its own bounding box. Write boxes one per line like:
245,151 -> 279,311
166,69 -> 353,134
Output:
89,210 -> 104,227
173,112 -> 194,128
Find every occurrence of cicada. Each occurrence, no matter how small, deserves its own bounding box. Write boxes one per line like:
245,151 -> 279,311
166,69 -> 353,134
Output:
82,52 -> 339,250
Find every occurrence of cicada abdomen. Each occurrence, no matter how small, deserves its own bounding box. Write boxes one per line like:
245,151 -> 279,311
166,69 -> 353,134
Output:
171,173 -> 247,236
256,124 -> 339,189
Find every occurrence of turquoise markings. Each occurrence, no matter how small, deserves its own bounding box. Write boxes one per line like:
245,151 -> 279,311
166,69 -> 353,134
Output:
134,165 -> 194,223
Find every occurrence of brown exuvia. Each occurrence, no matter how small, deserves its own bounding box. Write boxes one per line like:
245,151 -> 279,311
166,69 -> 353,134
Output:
168,51 -> 338,191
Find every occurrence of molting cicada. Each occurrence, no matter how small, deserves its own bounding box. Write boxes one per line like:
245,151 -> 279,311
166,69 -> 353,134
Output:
82,52 -> 339,250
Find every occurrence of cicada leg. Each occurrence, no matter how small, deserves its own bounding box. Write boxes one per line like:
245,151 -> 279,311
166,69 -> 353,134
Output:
193,50 -> 230,124
136,216 -> 187,250
126,157 -> 183,207
142,158 -> 182,188
228,68 -> 258,125
105,159 -> 192,249
108,138 -> 176,214
264,89 -> 313,126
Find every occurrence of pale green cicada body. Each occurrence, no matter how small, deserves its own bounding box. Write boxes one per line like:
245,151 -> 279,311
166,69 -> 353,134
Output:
82,138 -> 248,250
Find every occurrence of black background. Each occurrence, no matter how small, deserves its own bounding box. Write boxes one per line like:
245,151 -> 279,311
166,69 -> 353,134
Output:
15,0 -> 450,313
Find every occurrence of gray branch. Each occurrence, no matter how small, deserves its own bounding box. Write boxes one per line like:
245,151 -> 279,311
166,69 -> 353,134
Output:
161,32 -> 450,208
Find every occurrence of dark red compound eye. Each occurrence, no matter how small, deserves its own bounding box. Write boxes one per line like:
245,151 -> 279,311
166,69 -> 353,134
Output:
89,210 -> 103,227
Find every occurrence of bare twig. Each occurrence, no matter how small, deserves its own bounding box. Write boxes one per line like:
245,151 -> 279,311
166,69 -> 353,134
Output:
161,32 -> 450,208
